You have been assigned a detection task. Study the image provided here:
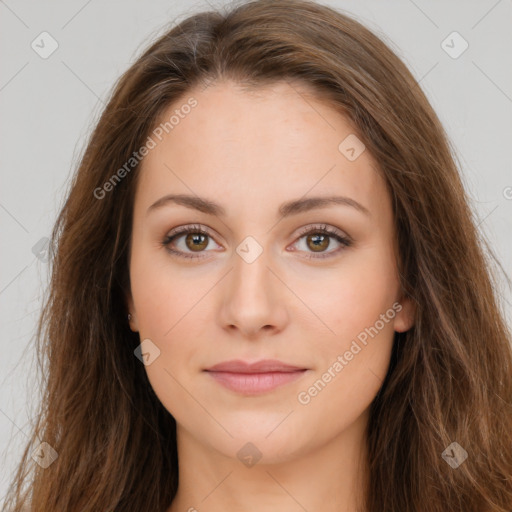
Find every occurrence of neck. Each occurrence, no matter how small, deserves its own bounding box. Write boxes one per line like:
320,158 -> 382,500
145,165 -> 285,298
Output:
167,408 -> 369,512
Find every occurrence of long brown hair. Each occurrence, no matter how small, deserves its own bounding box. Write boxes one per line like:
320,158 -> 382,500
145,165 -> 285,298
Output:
4,0 -> 512,510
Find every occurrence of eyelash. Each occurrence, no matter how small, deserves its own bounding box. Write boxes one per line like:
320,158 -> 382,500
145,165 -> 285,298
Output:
161,223 -> 352,260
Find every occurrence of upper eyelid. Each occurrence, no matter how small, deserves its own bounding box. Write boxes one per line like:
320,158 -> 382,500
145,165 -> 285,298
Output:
165,223 -> 348,241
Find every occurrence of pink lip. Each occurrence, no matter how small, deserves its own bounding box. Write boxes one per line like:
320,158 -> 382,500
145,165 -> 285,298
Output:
204,359 -> 308,395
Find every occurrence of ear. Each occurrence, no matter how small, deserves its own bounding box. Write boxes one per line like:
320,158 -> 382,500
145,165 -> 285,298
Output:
126,292 -> 139,333
392,294 -> 416,333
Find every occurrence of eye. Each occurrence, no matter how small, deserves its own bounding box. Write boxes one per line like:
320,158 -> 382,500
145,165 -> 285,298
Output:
289,224 -> 352,260
161,224 -> 220,260
161,223 -> 352,260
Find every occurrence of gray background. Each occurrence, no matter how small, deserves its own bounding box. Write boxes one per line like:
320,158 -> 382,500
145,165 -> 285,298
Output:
1,0 -> 511,504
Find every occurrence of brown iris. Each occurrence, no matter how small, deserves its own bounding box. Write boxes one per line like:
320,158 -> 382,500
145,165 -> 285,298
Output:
306,233 -> 330,252
185,233 -> 209,251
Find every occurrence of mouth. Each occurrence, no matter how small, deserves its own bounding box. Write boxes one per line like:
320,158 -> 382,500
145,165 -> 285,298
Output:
203,359 -> 309,395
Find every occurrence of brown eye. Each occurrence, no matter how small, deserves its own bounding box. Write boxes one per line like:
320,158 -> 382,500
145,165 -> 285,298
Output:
306,233 -> 331,252
291,224 -> 352,260
162,225 -> 219,259
162,223 -> 352,261
184,232 -> 209,252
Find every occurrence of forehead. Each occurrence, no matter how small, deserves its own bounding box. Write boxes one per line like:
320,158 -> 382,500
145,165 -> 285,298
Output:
134,79 -> 388,220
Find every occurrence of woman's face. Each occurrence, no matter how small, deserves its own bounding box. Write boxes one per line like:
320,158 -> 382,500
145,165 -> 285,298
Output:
127,79 -> 414,463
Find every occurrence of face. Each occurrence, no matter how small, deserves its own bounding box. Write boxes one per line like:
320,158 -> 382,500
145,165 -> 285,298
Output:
127,79 -> 414,464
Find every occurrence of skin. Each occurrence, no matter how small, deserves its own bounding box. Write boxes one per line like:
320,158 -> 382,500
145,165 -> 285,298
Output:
126,79 -> 415,512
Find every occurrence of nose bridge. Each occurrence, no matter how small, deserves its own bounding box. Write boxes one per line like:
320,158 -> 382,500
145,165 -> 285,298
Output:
219,235 -> 287,336
230,237 -> 274,303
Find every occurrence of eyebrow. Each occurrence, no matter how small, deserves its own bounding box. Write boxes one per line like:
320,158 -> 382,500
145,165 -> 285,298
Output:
146,193 -> 371,219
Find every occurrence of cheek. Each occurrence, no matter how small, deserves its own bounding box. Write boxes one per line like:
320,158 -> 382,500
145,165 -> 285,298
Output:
305,272 -> 396,389
129,245 -> 207,339
294,284 -> 397,446
293,245 -> 398,412
299,243 -> 399,347
129,249 -> 215,414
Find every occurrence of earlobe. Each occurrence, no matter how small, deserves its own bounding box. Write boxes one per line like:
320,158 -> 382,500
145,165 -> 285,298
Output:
126,295 -> 139,332
128,313 -> 139,332
393,295 -> 416,333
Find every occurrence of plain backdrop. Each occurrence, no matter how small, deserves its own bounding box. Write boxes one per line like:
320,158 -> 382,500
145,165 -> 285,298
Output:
1,0 -> 511,505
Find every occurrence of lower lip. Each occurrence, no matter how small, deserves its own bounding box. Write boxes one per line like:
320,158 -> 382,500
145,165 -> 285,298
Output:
205,370 -> 307,395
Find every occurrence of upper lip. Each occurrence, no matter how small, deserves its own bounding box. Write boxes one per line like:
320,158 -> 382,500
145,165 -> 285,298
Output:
204,359 -> 307,373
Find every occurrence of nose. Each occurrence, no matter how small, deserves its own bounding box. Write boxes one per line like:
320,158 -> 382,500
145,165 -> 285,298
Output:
218,246 -> 289,340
